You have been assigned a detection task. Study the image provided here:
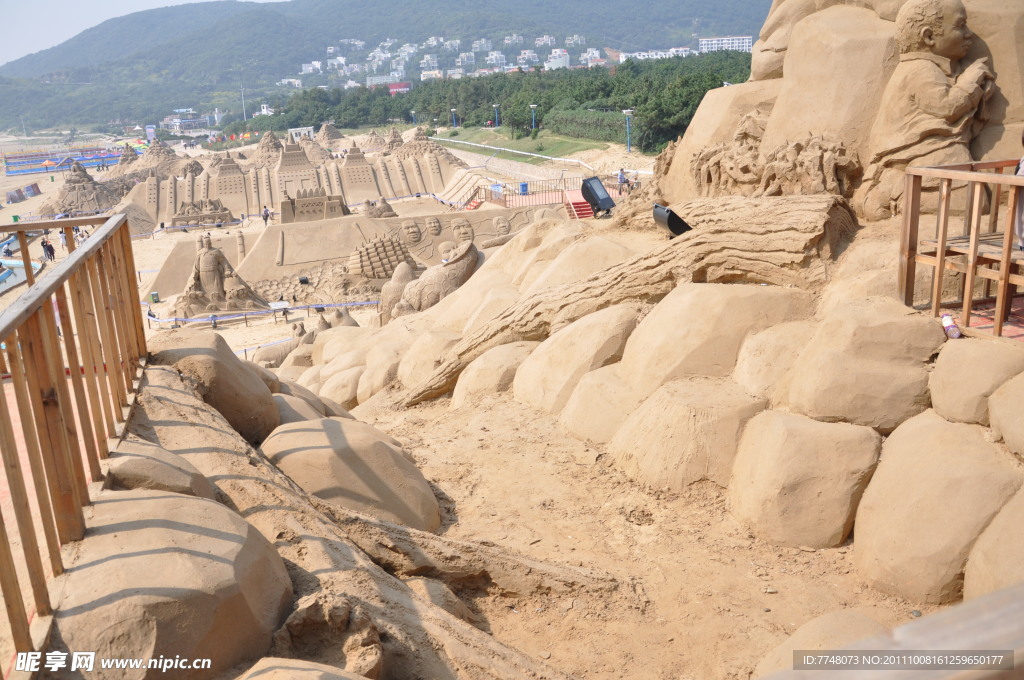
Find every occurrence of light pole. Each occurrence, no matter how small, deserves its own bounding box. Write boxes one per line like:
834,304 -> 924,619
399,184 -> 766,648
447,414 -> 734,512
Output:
411,110 -> 416,125
493,104 -> 500,127
451,108 -> 457,128
241,84 -> 247,121
530,104 -> 537,130
623,108 -> 634,153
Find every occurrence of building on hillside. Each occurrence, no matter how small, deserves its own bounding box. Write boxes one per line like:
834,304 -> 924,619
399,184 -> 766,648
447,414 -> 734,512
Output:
160,111 -> 207,132
419,54 -> 439,70
287,127 -> 314,143
517,50 -> 539,66
447,68 -> 465,80
698,36 -> 753,52
544,49 -> 570,71
420,70 -> 443,81
251,104 -> 275,117
485,51 -> 507,68
367,74 -> 399,87
565,34 -> 586,47
535,35 -> 556,47
471,38 -> 493,52
278,78 -> 303,87
456,52 -> 476,67
444,39 -> 461,51
503,34 -> 524,46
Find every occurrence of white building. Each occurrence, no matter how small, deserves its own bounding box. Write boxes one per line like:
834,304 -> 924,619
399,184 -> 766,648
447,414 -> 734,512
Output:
698,36 -> 753,52
535,35 -> 556,47
485,51 -> 507,68
503,34 -> 524,46
471,38 -> 493,52
366,74 -> 399,86
544,49 -> 570,71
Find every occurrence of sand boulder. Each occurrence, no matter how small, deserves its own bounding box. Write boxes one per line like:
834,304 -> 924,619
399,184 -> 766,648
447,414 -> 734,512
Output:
319,366 -> 367,411
786,298 -> 945,432
450,341 -> 539,410
105,439 -> 218,500
397,329 -> 462,390
242,360 -> 282,393
460,284 -> 522,335
149,330 -> 279,445
313,325 -> 375,365
53,490 -> 292,680
729,411 -> 881,548
513,304 -> 640,414
964,488 -> 1024,600
733,320 -> 819,404
558,364 -> 641,445
261,418 -> 441,531
236,658 -> 366,680
609,379 -> 766,490
854,411 -> 1023,603
987,371 -> 1024,456
278,381 -> 327,415
618,283 -> 813,403
753,610 -> 889,678
522,236 -> 636,296
930,339 -> 1024,425
274,393 -> 324,425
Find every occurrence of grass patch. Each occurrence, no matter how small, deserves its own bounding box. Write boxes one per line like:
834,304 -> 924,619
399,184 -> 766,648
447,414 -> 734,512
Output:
430,127 -> 608,165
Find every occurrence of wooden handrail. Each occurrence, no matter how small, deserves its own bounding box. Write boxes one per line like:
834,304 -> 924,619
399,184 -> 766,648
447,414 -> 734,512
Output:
0,212 -> 145,656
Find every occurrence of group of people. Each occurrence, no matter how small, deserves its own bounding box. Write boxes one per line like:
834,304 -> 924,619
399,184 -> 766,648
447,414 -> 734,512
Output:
38,226 -> 92,263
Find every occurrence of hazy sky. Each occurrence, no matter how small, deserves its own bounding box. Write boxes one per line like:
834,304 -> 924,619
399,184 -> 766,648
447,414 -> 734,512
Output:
0,0 -> 278,67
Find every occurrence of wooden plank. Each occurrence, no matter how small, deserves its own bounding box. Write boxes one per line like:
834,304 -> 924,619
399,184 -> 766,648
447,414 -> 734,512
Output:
18,316 -> 84,543
909,166 -> 1024,185
0,215 -> 126,342
899,174 -> 923,306
961,182 -> 987,327
54,284 -> 101,481
35,300 -> 90,508
0,370 -> 52,616
66,268 -> 109,458
106,234 -> 141,375
930,179 -> 953,316
0,504 -> 31,653
76,260 -> 116,441
96,244 -> 133,399
87,255 -> 128,416
997,188 -> 1022,335
117,223 -> 148,361
3,337 -> 63,577
16,231 -> 34,286
0,215 -> 107,234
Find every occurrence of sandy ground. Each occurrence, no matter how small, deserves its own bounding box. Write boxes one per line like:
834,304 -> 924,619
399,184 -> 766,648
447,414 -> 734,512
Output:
0,135 -> 922,678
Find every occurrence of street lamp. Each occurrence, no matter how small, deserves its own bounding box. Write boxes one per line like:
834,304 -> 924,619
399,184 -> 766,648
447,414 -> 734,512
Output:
622,109 -> 634,153
530,104 -> 537,130
451,108 -> 457,128
411,110 -> 416,124
493,103 -> 500,127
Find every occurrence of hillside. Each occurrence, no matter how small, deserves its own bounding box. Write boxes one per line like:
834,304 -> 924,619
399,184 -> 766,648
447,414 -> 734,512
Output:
0,0 -> 769,131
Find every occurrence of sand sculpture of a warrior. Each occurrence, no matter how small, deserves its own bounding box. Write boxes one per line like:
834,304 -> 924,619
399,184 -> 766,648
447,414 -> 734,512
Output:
175,235 -> 269,319
194,234 -> 234,301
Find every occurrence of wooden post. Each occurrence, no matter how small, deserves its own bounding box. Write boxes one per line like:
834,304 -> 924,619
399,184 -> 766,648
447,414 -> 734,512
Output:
116,224 -> 147,363
0,504 -> 31,653
961,181 -> 987,327
996,187 -> 1021,336
3,337 -> 63,577
35,297 -> 90,507
18,316 -> 85,543
16,231 -> 34,285
54,284 -> 101,480
0,376 -> 52,616
87,256 -> 128,417
930,179 -> 953,317
96,245 -> 133,400
899,174 -> 923,306
77,259 -> 117,442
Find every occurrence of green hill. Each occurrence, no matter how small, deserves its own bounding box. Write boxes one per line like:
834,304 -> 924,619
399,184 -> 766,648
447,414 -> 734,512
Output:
0,0 -> 770,131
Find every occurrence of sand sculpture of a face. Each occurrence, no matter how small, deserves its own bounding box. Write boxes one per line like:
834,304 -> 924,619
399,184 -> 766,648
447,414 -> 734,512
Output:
426,217 -> 442,236
493,216 -> 511,235
452,219 -> 474,243
896,0 -> 970,59
401,220 -> 422,244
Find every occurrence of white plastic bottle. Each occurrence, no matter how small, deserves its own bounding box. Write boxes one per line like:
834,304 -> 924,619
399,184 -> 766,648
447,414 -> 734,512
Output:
941,314 -> 962,339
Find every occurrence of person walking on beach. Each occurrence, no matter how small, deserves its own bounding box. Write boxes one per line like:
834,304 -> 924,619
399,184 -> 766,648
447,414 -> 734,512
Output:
59,231 -> 67,251
262,206 -> 271,227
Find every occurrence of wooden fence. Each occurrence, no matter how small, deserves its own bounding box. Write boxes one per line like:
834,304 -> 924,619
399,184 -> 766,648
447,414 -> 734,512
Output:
0,213 -> 145,656
899,159 -> 1024,336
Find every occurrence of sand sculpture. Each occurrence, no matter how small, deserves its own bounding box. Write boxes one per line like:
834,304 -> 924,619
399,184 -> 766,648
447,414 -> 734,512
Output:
391,240 -> 481,319
113,133 -> 467,231
653,0 -> 1022,216
174,234 -> 269,319
360,197 -> 397,218
42,161 -> 122,216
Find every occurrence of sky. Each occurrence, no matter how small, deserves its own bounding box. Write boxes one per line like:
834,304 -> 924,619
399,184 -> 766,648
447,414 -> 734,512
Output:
0,0 -> 278,67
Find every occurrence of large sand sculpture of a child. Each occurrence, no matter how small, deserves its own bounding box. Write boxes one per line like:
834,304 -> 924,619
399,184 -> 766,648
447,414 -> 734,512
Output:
859,0 -> 994,219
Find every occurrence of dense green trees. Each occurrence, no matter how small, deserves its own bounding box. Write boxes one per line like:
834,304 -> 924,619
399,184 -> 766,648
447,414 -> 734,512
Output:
225,51 -> 750,152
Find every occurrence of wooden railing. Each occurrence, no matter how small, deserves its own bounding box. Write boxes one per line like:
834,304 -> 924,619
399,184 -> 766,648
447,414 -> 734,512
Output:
0,213 -> 145,656
899,160 -> 1024,336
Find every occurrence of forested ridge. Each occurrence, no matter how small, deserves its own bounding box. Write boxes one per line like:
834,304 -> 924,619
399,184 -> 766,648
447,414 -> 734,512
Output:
0,0 -> 767,132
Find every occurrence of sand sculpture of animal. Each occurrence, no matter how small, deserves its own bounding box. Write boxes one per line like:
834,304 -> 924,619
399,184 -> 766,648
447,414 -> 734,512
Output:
379,263 -> 415,325
254,322 -> 312,368
329,307 -> 360,328
392,241 -> 479,318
